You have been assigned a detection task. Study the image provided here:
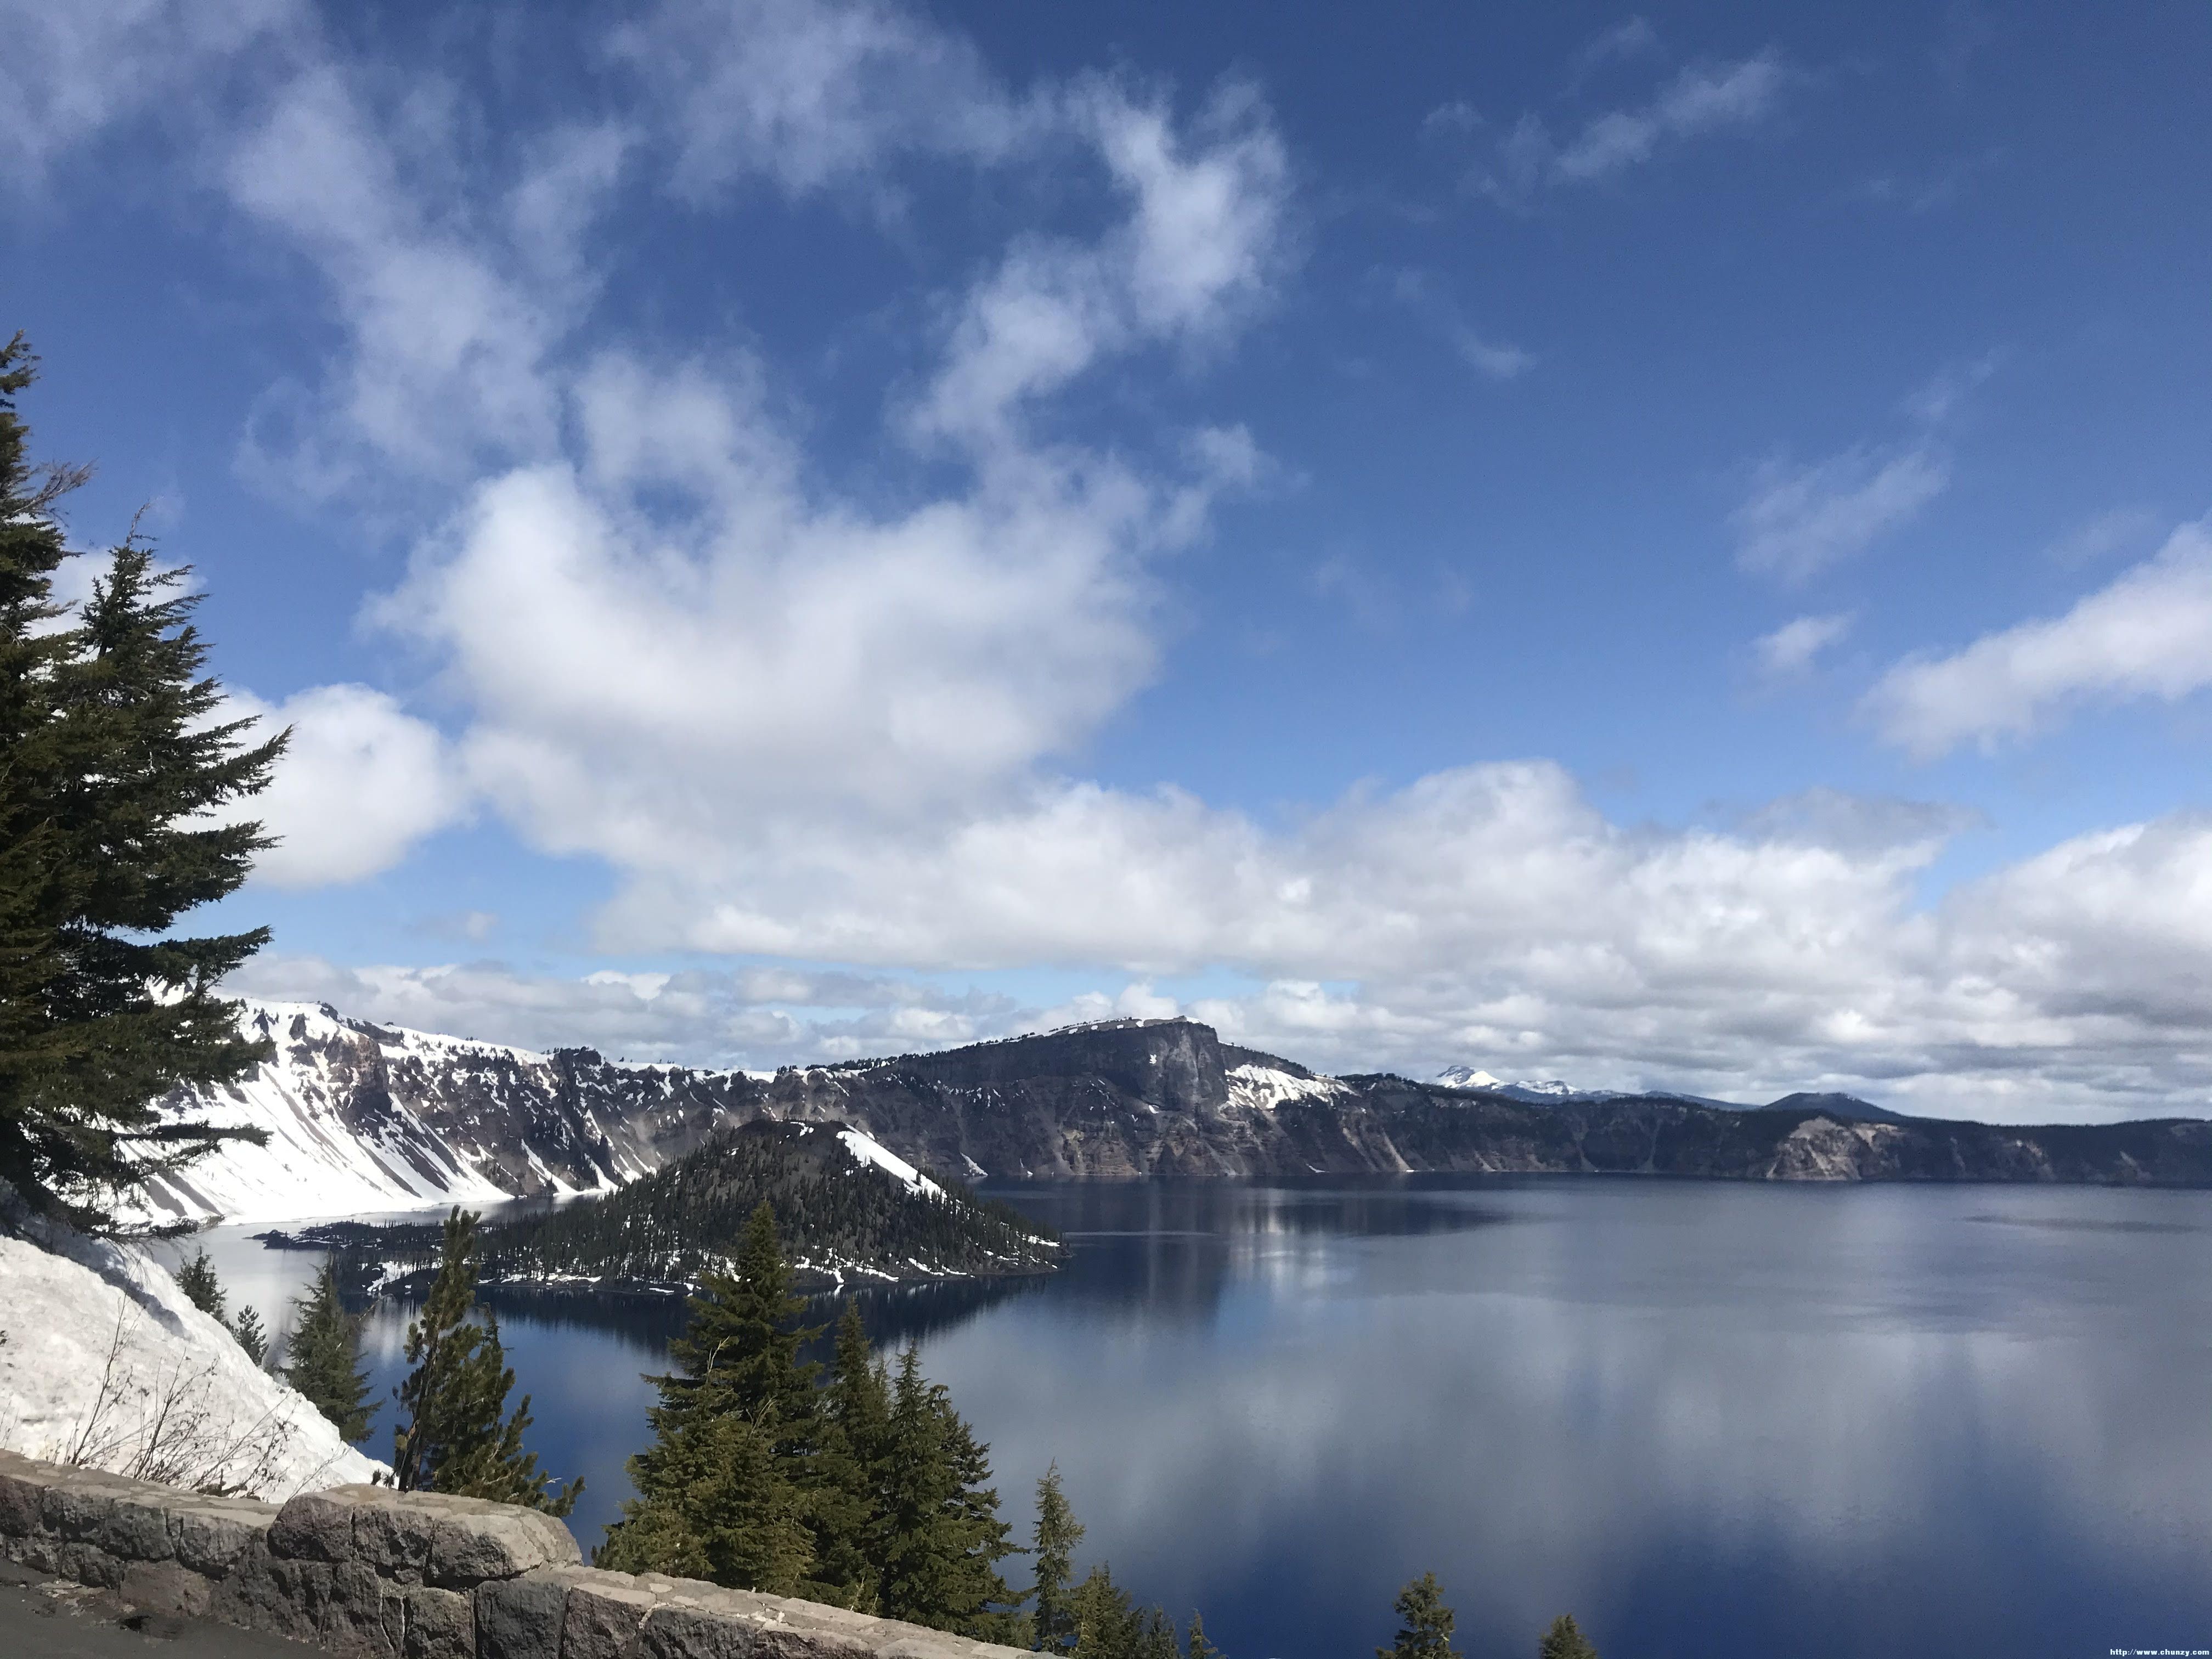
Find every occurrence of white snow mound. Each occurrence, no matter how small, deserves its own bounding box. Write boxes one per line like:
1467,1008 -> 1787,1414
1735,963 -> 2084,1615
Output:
0,1199 -> 385,1500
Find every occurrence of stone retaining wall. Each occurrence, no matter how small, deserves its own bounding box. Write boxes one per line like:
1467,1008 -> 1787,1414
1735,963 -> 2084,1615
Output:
0,1451 -> 1023,1659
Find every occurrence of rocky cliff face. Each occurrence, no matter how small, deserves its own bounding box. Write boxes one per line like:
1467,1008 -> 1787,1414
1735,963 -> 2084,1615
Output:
138,1003 -> 2212,1223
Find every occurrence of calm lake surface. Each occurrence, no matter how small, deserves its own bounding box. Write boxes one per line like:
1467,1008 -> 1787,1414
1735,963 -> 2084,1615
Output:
167,1177 -> 2212,1658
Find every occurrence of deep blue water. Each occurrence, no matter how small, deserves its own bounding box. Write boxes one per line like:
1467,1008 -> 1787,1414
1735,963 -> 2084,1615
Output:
168,1178 -> 2212,1659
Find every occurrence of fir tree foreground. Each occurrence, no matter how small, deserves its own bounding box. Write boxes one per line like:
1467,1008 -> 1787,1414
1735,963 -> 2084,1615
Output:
602,1201 -> 1215,1659
391,1209 -> 580,1516
283,1257 -> 377,1442
0,334 -> 281,1233
1379,1573 -> 1459,1659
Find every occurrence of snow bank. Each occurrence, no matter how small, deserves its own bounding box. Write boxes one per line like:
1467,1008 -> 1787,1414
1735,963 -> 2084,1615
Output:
836,1126 -> 943,1197
0,1188 -> 385,1502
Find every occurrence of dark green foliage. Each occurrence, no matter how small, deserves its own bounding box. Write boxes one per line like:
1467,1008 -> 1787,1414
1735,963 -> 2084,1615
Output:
1537,1614 -> 1599,1659
489,1119 -> 1057,1286
1061,1565 -> 1176,1659
1379,1573 -> 1459,1659
230,1304 -> 268,1365
1030,1462 -> 1084,1654
876,1346 -> 1017,1637
808,1302 -> 890,1609
282,1259 -> 377,1441
1186,1611 -> 1218,1659
174,1248 -> 226,1322
391,1210 -> 579,1516
606,1206 -> 1019,1640
0,335 -> 281,1232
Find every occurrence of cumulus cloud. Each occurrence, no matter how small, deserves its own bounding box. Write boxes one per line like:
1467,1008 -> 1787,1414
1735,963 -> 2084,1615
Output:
1754,612 -> 1852,676
38,0 -> 2212,1121
1732,443 -> 1948,582
1866,518 -> 2212,758
225,684 -> 469,887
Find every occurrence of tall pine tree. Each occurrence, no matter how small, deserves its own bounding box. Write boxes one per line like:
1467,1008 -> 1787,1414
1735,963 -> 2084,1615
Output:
391,1209 -> 579,1515
0,335 -> 281,1232
1378,1574 -> 1459,1659
283,1258 -> 377,1441
1030,1462 -> 1084,1655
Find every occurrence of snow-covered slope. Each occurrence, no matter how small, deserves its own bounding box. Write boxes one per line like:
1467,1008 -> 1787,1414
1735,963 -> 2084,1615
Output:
127,1000 -> 766,1226
0,1188 -> 383,1500
1224,1061 -> 1350,1111
833,1125 -> 942,1198
1433,1065 -> 1506,1090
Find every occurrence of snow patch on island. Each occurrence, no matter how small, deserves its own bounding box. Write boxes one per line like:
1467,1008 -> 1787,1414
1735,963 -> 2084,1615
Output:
837,1127 -> 942,1198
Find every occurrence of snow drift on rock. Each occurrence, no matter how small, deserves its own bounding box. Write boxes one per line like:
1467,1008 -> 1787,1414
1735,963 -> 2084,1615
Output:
0,1188 -> 384,1500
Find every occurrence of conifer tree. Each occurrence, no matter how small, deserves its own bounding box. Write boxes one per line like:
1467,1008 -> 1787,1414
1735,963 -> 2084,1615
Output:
604,1203 -> 826,1592
231,1304 -> 268,1365
391,1209 -> 578,1515
1186,1611 -> 1219,1659
1068,1565 -> 1138,1659
807,1301 -> 890,1611
1031,1461 -> 1085,1654
1536,1614 -> 1598,1659
174,1248 -> 227,1322
0,336 -> 281,1231
1378,1573 -> 1459,1659
876,1347 -> 1017,1637
282,1258 -> 377,1440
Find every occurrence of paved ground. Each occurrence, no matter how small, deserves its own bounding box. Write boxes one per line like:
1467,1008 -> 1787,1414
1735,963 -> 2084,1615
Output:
0,1561 -> 312,1655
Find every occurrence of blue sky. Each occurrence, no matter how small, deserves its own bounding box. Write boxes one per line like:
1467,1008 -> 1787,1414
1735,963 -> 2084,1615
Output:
7,1 -> 2212,1118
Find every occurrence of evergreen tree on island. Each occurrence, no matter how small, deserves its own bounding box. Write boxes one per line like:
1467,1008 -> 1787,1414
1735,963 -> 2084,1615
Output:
1379,1573 -> 1459,1659
1537,1614 -> 1599,1659
391,1209 -> 579,1515
0,335 -> 282,1232
283,1258 -> 377,1441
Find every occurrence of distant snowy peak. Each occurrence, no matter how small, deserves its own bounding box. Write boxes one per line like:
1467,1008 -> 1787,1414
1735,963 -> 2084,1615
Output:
1433,1065 -> 1505,1090
1432,1066 -> 1606,1103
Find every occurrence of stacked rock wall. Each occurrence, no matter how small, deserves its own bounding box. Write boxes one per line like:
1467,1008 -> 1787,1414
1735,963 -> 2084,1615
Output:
0,1450 -> 1022,1658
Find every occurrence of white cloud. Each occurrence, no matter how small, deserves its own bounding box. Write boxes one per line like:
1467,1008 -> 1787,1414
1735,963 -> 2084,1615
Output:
1866,518 -> 2212,759
610,0 -> 1026,200
1732,443 -> 1948,582
1480,49 -> 1787,200
1754,612 -> 1852,676
0,0 -> 301,184
2042,506 -> 2158,567
227,684 -> 469,887
1385,270 -> 1532,382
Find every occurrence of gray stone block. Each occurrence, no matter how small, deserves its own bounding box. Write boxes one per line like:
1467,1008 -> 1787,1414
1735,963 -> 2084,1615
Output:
640,1585 -> 764,1659
427,1502 -> 580,1585
403,1583 -> 475,1659
271,1487 -> 362,1561
562,1565 -> 662,1659
168,1497 -> 271,1575
354,1492 -> 438,1583
57,1539 -> 125,1588
475,1567 -> 573,1659
321,1556 -> 399,1658
44,1475 -> 120,1541
101,1493 -> 177,1561
212,1537 -> 329,1643
119,1559 -> 214,1618
0,1457 -> 48,1537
